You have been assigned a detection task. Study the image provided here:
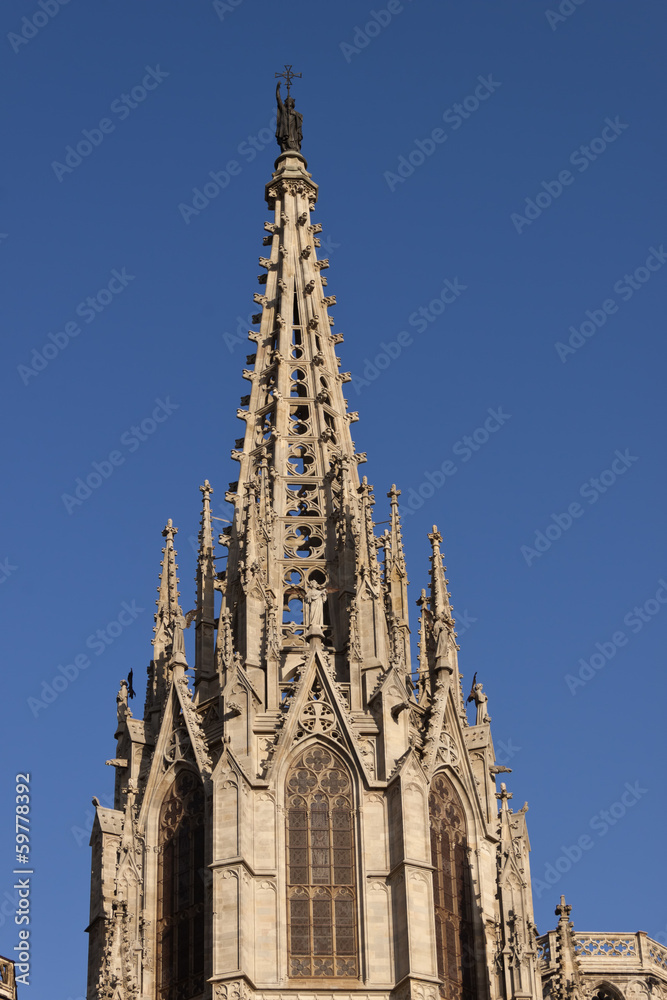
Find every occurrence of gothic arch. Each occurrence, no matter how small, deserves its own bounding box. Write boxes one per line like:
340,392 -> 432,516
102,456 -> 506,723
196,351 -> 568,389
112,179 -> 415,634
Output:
590,983 -> 626,1000
284,743 -> 360,980
429,770 -> 478,1000
156,768 -> 206,1000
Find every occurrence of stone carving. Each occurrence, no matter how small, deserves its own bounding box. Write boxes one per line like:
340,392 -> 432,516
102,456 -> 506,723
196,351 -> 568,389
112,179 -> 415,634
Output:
576,936 -> 638,958
215,980 -> 248,1000
116,679 -> 132,723
357,736 -> 376,777
626,981 -> 650,1000
164,724 -> 193,764
296,676 -> 340,741
436,730 -> 460,766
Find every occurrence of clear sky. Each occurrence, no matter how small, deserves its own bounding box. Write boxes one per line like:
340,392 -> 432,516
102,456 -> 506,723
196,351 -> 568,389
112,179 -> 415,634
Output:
1,1 -> 666,994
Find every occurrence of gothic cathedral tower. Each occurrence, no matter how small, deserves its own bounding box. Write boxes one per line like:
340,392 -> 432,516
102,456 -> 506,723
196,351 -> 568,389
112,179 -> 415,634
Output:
86,82 -> 542,1000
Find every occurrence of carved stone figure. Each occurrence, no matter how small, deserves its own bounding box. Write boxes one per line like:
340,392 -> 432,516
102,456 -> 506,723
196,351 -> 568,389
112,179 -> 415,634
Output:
433,614 -> 452,671
471,682 -> 490,724
467,671 -> 490,724
116,679 -> 131,723
304,581 -> 325,627
275,82 -> 303,153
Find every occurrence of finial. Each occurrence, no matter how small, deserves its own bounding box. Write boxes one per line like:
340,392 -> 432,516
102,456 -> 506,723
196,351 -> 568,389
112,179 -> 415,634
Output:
275,66 -> 304,153
275,64 -> 302,97
162,518 -> 177,541
495,782 -> 513,807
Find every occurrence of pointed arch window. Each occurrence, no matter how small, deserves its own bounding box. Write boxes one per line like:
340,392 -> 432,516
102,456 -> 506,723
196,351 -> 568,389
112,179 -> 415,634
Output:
157,770 -> 206,1000
429,772 -> 478,1000
286,746 -> 358,979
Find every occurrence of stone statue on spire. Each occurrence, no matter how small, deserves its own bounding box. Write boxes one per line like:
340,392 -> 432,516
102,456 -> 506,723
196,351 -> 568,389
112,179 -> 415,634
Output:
275,65 -> 303,152
467,671 -> 491,724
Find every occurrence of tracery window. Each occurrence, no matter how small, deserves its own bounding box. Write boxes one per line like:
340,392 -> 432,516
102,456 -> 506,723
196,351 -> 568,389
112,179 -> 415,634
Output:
429,772 -> 478,1000
286,746 -> 358,979
157,770 -> 206,1000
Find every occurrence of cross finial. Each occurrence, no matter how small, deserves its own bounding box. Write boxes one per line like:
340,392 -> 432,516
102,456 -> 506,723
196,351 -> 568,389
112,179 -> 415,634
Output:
275,64 -> 302,97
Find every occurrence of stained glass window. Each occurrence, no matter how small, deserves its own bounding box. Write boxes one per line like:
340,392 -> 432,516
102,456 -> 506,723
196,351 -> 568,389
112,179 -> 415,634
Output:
429,773 -> 478,1000
286,746 -> 358,979
157,770 -> 206,1000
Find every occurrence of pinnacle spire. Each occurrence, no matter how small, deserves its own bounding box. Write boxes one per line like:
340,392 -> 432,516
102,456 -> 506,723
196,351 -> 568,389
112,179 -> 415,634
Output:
194,481 -> 217,696
552,895 -> 584,1000
154,519 -> 181,655
427,525 -> 454,621
145,519 -> 182,724
383,484 -> 411,674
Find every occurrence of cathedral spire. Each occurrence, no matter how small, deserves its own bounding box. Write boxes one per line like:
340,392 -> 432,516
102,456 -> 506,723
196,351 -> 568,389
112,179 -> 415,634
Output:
212,114 -> 395,736
88,84 -> 563,1000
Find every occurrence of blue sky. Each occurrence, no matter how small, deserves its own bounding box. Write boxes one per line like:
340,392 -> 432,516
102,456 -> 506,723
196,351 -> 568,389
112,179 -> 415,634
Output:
1,0 -> 666,994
